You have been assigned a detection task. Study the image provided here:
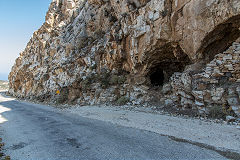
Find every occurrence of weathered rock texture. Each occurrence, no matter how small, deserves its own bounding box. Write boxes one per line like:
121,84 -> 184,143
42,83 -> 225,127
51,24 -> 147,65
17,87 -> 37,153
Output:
9,0 -> 240,117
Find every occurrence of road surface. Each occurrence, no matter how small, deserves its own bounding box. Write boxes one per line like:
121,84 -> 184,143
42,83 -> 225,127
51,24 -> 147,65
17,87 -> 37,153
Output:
0,92 -> 229,160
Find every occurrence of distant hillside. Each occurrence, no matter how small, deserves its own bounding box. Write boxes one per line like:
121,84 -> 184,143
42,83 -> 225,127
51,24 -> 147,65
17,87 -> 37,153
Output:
0,80 -> 8,90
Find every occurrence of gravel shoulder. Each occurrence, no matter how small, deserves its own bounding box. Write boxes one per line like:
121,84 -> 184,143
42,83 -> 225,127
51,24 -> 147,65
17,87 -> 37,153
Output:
63,105 -> 240,155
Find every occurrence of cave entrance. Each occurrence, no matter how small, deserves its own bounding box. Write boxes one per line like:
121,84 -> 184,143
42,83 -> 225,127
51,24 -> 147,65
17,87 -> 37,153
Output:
148,61 -> 187,87
199,15 -> 240,62
144,43 -> 192,87
150,68 -> 165,86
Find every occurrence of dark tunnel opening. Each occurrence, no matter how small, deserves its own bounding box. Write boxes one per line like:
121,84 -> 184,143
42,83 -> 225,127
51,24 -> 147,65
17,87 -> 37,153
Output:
145,43 -> 192,87
149,68 -> 165,86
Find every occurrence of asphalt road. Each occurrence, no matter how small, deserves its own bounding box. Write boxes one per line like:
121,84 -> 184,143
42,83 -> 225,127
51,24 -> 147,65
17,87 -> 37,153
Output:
0,93 -> 227,160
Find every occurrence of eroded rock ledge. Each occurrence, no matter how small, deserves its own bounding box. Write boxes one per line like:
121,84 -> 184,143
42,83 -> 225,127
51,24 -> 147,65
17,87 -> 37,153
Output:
9,0 -> 240,117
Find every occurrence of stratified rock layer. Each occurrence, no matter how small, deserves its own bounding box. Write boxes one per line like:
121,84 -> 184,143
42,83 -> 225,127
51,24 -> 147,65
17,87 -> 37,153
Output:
9,0 -> 240,117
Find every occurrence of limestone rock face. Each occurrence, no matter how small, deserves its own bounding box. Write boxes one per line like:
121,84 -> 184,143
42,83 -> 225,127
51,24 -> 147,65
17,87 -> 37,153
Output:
9,0 -> 240,117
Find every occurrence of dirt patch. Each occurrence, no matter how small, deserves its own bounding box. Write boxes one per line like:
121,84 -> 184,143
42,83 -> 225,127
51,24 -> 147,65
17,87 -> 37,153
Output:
157,105 -> 200,118
0,138 -> 10,160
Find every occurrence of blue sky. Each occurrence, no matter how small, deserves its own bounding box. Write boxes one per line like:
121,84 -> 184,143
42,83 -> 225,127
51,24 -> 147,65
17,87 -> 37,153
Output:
0,0 -> 52,80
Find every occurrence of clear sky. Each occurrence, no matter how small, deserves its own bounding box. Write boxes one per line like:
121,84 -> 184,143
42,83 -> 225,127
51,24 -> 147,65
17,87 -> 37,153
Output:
0,0 -> 52,80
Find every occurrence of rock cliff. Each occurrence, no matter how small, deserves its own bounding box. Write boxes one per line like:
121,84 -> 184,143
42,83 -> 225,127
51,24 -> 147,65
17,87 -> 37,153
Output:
9,0 -> 240,117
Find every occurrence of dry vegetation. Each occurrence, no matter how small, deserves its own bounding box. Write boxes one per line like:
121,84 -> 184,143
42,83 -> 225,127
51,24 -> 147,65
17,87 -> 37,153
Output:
0,138 -> 10,160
